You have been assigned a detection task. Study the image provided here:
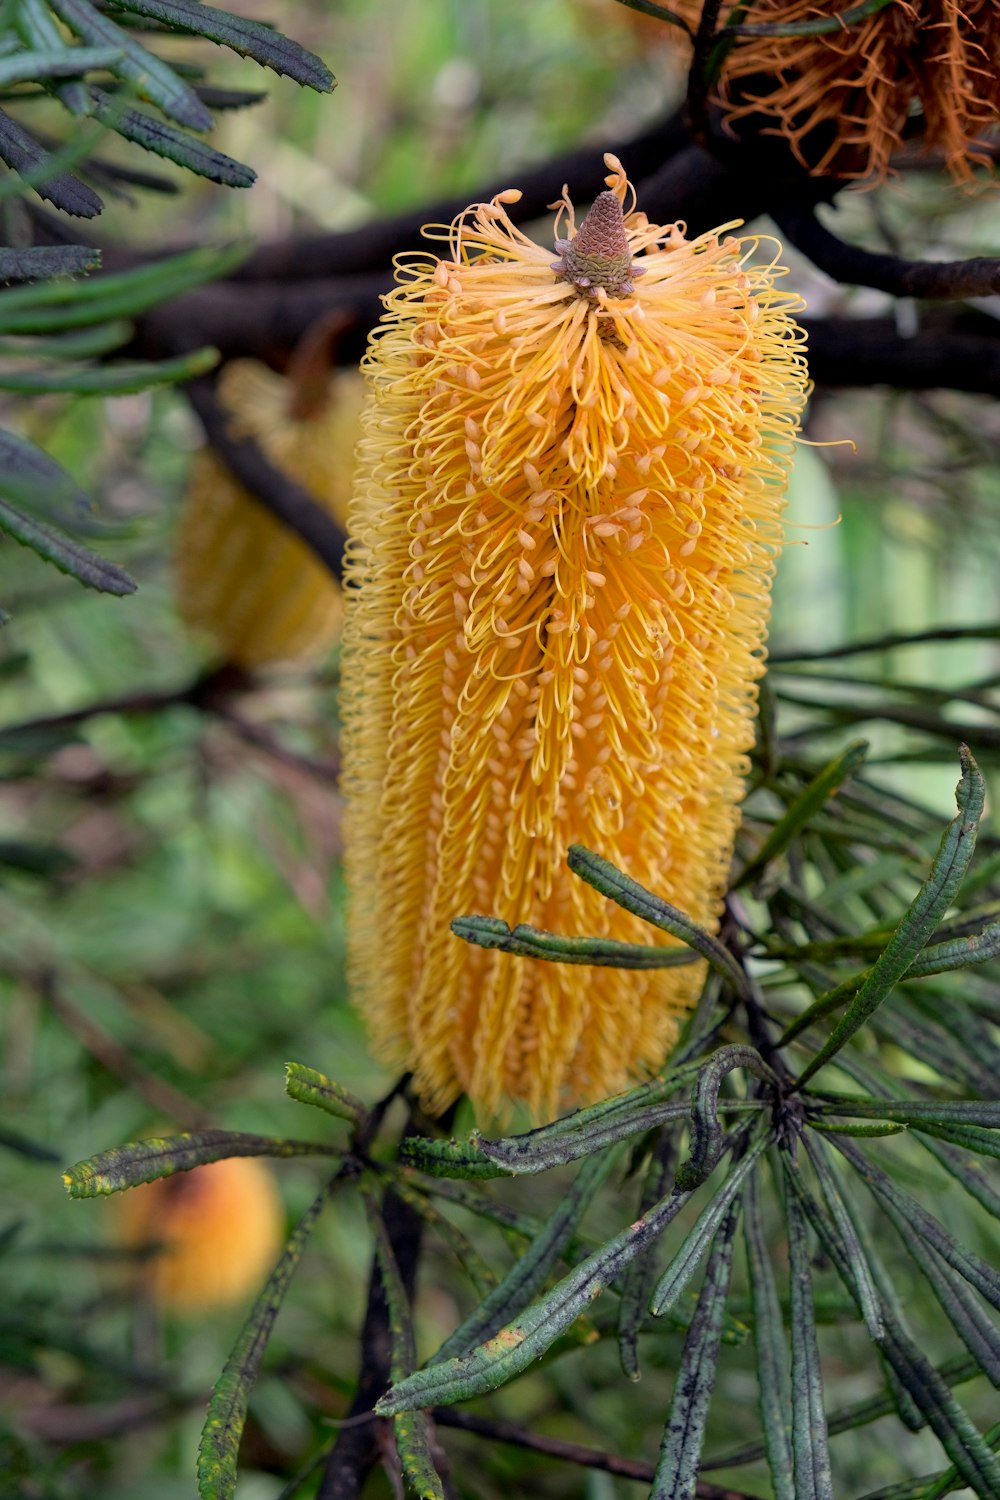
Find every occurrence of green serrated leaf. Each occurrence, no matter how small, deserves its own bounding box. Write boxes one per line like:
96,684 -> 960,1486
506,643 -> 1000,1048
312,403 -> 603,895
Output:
677,1045 -> 775,1190
63,1128 -> 339,1197
0,344 -> 217,394
90,88 -> 255,187
737,740 -> 869,888
432,1147 -> 621,1365
0,105 -> 102,215
785,1181 -> 835,1500
398,1135 -> 511,1180
0,241 -> 248,332
797,748 -> 986,1087
376,1183 -> 693,1416
801,1134 -> 883,1340
49,0 -> 212,128
0,245 -> 101,282
812,1096 -> 1000,1130
618,1132 -> 676,1380
651,1197 -> 741,1500
475,1098 -> 693,1175
830,1136 -> 1000,1315
651,1135 -> 767,1316
743,1166 -> 794,1500
451,914 -> 699,970
197,1184 -> 332,1500
567,845 -> 750,998
108,0 -> 335,91
0,491 -> 134,595
0,44 -> 123,87
284,1062 -> 365,1125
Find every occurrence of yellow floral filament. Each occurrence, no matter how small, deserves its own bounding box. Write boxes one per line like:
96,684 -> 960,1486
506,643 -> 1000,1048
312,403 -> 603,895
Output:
342,155 -> 809,1122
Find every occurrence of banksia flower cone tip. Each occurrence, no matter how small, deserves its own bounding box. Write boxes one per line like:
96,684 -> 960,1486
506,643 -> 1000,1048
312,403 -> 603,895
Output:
342,155 -> 808,1122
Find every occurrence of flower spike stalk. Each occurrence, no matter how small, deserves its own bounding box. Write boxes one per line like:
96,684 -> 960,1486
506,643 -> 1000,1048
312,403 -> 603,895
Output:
342,155 -> 808,1122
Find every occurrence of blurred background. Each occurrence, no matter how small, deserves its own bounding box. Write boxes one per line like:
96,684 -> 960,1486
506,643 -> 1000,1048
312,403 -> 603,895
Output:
1,2 -> 999,1496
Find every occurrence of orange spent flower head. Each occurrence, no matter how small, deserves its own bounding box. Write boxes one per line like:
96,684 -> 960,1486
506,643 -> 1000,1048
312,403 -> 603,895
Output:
669,0 -> 1000,184
342,155 -> 808,1122
114,1156 -> 284,1314
175,361 -> 363,669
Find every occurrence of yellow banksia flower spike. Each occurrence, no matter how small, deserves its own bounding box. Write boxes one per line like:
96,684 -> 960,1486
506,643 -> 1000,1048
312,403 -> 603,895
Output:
175,361 -> 363,669
114,1156 -> 284,1314
669,0 -> 1000,185
342,154 -> 808,1123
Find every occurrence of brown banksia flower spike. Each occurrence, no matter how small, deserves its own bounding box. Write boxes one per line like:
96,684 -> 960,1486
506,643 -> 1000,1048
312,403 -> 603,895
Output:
341,154 -> 809,1123
175,361 -> 363,670
670,0 -> 1000,185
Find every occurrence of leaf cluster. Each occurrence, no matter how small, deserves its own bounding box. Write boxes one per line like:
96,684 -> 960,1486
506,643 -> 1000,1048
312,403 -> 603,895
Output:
62,746 -> 1000,1500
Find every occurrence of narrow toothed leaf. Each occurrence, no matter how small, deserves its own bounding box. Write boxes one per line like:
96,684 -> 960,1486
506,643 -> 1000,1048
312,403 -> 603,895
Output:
63,1129 -> 339,1197
737,739 -> 869,888
108,0 -> 335,91
284,1062 -> 365,1124
742,1168 -> 794,1500
785,1185 -> 834,1500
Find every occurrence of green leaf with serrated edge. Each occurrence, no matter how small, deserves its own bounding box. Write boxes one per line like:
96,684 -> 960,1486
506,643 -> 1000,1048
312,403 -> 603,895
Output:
0,320 -> 131,359
811,1096 -> 1000,1129
801,1134 -> 883,1340
394,1171 -> 540,1242
89,89 -> 255,187
284,1062 -> 364,1124
375,1184 -> 693,1416
913,1119 -> 1000,1165
651,1197 -> 741,1500
476,1100 -> 694,1175
797,748 -> 985,1087
390,1178 -> 498,1299
567,844 -> 750,997
785,1184 -> 835,1500
362,1191 -> 446,1500
787,1158 -> 1000,1486
398,1135 -> 511,1180
651,1134 -> 767,1316
15,0 -> 92,113
889,1208 -> 1000,1387
108,0 -> 334,91
780,919 -> 1000,1047
483,1061 -> 704,1153
857,1420 -> 1000,1500
737,740 -> 869,889
63,1128 -> 339,1197
0,345 -> 217,395
0,494 -> 134,594
198,1183 -> 333,1500
742,1167 -> 794,1500
0,106 -> 102,215
618,1131 -> 676,1380
810,1120 -> 907,1138
49,0 -> 211,128
451,914 -> 700,970
829,1136 -> 1000,1315
0,242 -> 248,332
0,427 -> 90,512
0,245 -> 101,282
0,45 -> 123,87
703,1355 -> 980,1474
432,1148 -> 621,1366
784,1155 -> 922,1432
677,1045 -> 776,1190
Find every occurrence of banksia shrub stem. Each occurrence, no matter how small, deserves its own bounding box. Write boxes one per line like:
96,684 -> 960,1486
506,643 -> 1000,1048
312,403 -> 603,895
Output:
175,362 -> 362,670
342,155 -> 808,1122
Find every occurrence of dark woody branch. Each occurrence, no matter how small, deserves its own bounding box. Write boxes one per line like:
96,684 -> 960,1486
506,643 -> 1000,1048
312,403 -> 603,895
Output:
773,202 -> 1000,299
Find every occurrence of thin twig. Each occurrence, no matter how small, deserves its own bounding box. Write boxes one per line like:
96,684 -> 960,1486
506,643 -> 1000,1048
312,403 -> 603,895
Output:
431,1408 -> 767,1498
185,375 -> 348,583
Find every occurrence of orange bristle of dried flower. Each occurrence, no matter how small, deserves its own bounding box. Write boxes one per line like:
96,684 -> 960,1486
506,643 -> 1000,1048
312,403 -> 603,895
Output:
341,155 -> 808,1123
175,362 -> 363,670
114,1156 -> 284,1314
670,0 -> 1000,185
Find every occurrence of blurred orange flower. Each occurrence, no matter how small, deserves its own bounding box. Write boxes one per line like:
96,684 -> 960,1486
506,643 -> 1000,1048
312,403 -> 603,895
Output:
115,1156 -> 284,1314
